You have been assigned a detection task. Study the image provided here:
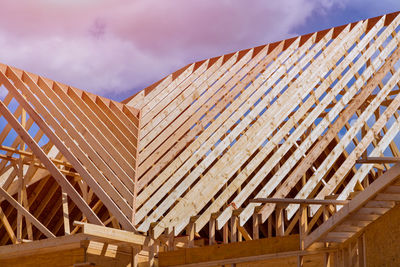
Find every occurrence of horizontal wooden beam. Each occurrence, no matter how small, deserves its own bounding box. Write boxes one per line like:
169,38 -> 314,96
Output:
0,233 -> 88,259
249,198 -> 349,206
0,153 -> 80,177
73,221 -> 149,246
0,145 -> 73,168
172,247 -> 338,267
356,157 -> 400,164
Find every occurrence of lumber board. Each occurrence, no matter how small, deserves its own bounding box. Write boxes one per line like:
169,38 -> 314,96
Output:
74,222 -> 149,246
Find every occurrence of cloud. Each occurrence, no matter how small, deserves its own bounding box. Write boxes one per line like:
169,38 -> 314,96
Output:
0,0 -> 352,98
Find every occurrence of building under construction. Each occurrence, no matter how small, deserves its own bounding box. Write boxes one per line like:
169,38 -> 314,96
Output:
0,11 -> 400,267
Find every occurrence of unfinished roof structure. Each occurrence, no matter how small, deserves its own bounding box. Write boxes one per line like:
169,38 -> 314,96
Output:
1,10 -> 400,267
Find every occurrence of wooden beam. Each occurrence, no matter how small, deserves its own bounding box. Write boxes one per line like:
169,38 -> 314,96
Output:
0,153 -> 79,177
186,219 -> 195,248
62,190 -> 70,235
230,214 -> 238,243
209,215 -> 216,245
358,234 -> 366,267
250,198 -> 349,206
252,212 -> 260,240
0,233 -> 87,259
299,204 -> 308,250
238,225 -> 252,241
0,186 -> 55,238
73,221 -> 148,246
356,157 -> 400,164
171,248 -> 338,267
0,207 -> 16,244
0,145 -> 73,168
275,206 -> 285,237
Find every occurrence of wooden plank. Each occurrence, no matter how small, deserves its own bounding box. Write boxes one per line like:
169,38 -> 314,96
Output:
364,200 -> 396,208
238,225 -> 252,241
0,206 -> 16,244
159,234 -> 300,266
0,233 -> 87,259
299,205 -> 308,250
249,198 -> 349,205
374,193 -> 400,201
356,157 -> 400,164
385,185 -> 400,193
74,222 -> 148,246
358,234 -> 366,267
230,215 -> 238,242
356,207 -> 389,215
252,212 -> 260,240
348,213 -> 380,221
209,216 -> 215,245
0,185 -> 55,238
167,248 -> 336,267
276,207 -> 285,237
62,190 -> 70,235
333,225 -> 361,232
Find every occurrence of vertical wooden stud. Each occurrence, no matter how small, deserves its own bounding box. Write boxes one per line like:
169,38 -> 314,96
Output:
276,205 -> 285,237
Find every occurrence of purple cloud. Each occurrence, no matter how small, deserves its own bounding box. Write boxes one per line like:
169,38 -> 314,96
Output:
0,0 -> 371,98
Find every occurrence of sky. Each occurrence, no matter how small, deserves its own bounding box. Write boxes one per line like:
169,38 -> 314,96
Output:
0,0 -> 399,102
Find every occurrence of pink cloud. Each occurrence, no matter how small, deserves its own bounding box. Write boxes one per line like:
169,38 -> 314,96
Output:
0,0 -> 345,97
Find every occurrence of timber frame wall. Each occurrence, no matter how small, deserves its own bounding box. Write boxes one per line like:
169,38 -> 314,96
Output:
0,10 -> 400,267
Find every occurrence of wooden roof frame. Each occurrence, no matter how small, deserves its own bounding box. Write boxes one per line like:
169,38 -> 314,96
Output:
0,10 -> 400,267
